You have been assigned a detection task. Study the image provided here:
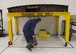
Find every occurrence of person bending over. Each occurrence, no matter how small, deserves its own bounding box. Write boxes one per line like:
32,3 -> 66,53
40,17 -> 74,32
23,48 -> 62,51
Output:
23,17 -> 41,51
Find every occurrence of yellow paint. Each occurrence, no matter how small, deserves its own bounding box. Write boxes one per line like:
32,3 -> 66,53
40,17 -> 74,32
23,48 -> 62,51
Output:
64,15 -> 70,42
38,29 -> 51,38
7,12 -> 21,17
8,19 -> 13,41
38,30 -> 51,38
7,12 -> 70,19
14,17 -> 19,34
56,16 -> 59,34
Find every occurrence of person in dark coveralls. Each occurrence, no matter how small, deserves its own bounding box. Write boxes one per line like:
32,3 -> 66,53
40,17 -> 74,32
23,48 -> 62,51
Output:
23,18 -> 41,51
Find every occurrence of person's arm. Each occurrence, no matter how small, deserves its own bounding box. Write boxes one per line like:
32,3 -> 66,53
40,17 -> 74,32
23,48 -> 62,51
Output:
31,22 -> 37,35
31,24 -> 36,35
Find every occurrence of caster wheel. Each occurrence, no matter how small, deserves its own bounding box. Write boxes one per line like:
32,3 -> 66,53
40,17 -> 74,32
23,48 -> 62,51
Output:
16,32 -> 19,35
8,41 -> 12,45
64,43 -> 67,47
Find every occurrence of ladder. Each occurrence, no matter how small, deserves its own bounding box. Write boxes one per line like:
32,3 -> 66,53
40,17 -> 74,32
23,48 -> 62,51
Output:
0,10 -> 4,37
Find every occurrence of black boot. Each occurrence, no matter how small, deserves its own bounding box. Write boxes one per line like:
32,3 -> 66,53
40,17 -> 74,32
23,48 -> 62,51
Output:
26,43 -> 32,51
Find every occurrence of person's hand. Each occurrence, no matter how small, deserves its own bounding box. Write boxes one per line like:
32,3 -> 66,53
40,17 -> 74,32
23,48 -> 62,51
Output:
32,35 -> 35,37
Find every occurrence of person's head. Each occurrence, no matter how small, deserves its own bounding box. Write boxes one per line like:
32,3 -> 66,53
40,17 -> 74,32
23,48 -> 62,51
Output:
35,17 -> 41,22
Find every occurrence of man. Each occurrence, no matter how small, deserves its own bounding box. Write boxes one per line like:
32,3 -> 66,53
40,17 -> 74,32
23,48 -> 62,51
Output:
23,17 -> 41,51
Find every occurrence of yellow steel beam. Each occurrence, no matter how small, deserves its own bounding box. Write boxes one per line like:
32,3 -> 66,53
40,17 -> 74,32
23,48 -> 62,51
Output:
7,12 -> 70,19
14,17 -> 19,35
64,15 -> 70,42
8,17 -> 13,41
7,13 -> 21,17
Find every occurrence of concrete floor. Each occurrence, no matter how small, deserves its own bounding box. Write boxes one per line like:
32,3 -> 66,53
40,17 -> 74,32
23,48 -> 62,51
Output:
0,34 -> 76,54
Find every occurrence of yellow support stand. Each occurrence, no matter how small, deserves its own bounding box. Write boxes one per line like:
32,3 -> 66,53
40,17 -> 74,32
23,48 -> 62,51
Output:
14,17 -> 19,35
64,15 -> 70,45
7,12 -> 70,46
63,15 -> 70,46
8,19 -> 13,41
7,16 -> 13,45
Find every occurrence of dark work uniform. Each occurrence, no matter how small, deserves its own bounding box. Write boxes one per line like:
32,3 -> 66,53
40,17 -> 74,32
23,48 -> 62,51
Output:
23,19 -> 38,43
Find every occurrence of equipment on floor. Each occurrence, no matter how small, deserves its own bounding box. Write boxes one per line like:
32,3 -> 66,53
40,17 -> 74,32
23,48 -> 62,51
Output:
38,29 -> 51,38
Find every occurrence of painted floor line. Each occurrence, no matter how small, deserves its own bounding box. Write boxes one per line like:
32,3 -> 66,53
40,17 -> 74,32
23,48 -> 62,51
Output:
0,46 -> 9,54
0,36 -> 20,54
68,43 -> 74,48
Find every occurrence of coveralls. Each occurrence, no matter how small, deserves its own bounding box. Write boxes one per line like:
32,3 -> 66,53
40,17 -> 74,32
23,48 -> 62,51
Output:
23,19 -> 38,43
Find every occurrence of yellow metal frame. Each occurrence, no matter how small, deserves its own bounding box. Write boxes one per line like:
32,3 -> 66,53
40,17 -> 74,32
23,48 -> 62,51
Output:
56,16 -> 59,34
14,17 -> 19,35
7,12 -> 70,43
